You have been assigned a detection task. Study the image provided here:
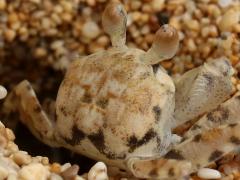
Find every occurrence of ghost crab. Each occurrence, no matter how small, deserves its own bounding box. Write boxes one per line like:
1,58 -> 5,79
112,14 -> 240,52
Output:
4,1 -> 240,179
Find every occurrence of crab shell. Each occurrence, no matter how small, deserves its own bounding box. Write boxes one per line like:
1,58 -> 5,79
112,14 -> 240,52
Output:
55,47 -> 175,169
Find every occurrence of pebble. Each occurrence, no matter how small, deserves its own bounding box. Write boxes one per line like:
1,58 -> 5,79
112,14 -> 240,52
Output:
197,168 -> 221,179
41,157 -> 49,165
151,0 -> 165,11
75,176 -> 86,180
82,21 -> 100,39
6,142 -> 19,153
218,9 -> 239,32
12,151 -> 32,166
0,123 -> 82,180
0,0 -> 6,10
60,164 -> 79,180
0,156 -> 19,175
60,163 -> 71,172
49,173 -> 63,180
130,1 -> 141,10
34,47 -> 47,58
5,129 -> 15,141
18,163 -> 50,180
0,166 -> 8,179
50,163 -> 61,174
50,40 -> 64,50
88,162 -> 108,180
4,29 -> 16,42
0,85 -> 7,99
237,84 -> 240,91
218,0 -> 233,8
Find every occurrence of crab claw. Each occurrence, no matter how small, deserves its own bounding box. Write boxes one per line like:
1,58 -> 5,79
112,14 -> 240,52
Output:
141,24 -> 179,65
102,1 -> 127,48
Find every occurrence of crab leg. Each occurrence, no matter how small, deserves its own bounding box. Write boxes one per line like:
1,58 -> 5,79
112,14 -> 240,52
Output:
184,92 -> 240,138
129,121 -> 240,179
127,157 -> 192,179
173,57 -> 234,127
166,122 -> 240,170
3,80 -> 59,147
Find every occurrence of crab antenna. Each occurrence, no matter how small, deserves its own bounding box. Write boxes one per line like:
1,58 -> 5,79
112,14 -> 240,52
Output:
102,2 -> 127,48
141,24 -> 179,65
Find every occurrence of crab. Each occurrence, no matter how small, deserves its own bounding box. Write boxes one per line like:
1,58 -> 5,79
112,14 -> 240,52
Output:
3,2 -> 240,179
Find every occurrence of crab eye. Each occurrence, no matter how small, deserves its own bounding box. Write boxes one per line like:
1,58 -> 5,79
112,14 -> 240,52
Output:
102,2 -> 127,48
141,24 -> 179,65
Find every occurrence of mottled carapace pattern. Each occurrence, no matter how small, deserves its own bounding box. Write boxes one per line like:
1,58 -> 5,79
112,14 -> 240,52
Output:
55,48 -> 175,167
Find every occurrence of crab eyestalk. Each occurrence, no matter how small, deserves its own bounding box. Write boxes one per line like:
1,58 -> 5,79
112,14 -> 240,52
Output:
142,24 -> 179,65
102,2 -> 127,48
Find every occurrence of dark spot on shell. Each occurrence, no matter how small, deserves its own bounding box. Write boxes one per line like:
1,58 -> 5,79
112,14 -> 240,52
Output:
88,130 -> 105,152
193,134 -> 202,142
208,150 -> 224,162
88,130 -> 125,159
119,169 -> 126,172
152,106 -> 161,122
149,168 -> 158,178
96,98 -> 109,109
60,106 -> 67,116
168,168 -> 175,177
222,60 -> 231,76
63,124 -> 86,146
180,136 -> 187,143
81,92 -> 92,103
156,137 -> 162,150
221,33 -> 228,40
207,107 -> 229,123
26,84 -> 31,91
229,123 -> 238,128
124,54 -> 134,61
203,74 -> 214,87
236,95 -> 240,101
105,151 -> 126,160
152,64 -> 160,74
140,72 -> 151,80
223,71 -> 228,76
191,124 -> 201,130
33,105 -> 42,113
164,149 -> 185,160
128,129 -> 157,153
230,136 -> 240,145
112,52 -> 124,59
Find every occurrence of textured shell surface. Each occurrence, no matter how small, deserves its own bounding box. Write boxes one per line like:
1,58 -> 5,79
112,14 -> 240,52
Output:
55,47 -> 175,167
